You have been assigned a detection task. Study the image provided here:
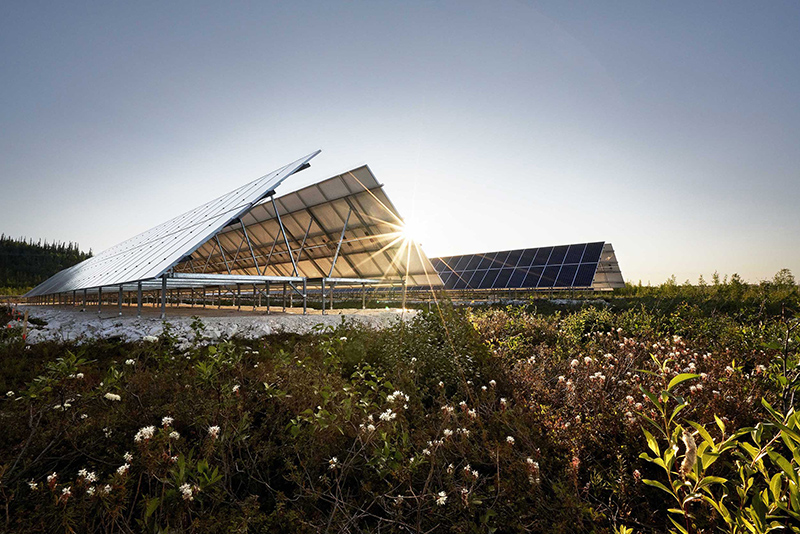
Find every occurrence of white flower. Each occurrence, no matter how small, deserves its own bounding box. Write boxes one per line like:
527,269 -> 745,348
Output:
438,381 -> 444,388
489,380 -> 496,387
339,336 -> 347,342
162,416 -> 174,427
28,480 -> 37,491
102,485 -> 112,495
379,409 -> 396,422
62,486 -> 71,497
459,400 -> 467,409
104,393 -> 121,402
117,464 -> 129,475
5,391 -> 13,397
446,464 -> 455,474
570,359 -> 579,368
123,451 -> 133,462
76,372 -> 84,379
435,491 -> 447,506
468,409 -> 477,419
506,436 -> 515,445
557,376 -> 566,383
367,424 -> 376,432
134,426 -> 156,443
442,405 -> 454,414
143,335 -> 158,343
80,413 -> 88,419
387,390 -> 409,404
442,428 -> 453,438
125,359 -> 135,366
481,386 -> 487,391
179,483 -> 193,501
208,425 -> 221,439
500,398 -> 507,407
328,457 -> 339,470
86,486 -> 95,496
169,431 -> 180,440
232,384 -> 240,393
422,448 -> 431,456
471,469 -> 479,479
47,472 -> 57,484
584,357 -> 592,365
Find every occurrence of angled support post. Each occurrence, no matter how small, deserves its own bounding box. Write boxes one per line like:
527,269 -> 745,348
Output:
328,208 -> 352,278
295,217 -> 313,267
271,194 -> 298,275
118,285 -> 123,316
240,218 -> 262,275
215,236 -> 232,274
98,287 -> 103,315
137,281 -> 143,317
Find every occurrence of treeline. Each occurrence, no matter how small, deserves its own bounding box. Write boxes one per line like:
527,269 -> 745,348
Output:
0,235 -> 91,291
612,268 -> 798,318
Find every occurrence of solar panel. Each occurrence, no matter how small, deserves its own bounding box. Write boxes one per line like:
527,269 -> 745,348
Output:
429,241 -> 606,291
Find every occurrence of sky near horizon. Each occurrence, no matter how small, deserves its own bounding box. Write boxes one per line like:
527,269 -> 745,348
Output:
1,1 -> 798,285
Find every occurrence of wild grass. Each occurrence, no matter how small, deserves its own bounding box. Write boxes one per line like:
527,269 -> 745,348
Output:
0,276 -> 798,533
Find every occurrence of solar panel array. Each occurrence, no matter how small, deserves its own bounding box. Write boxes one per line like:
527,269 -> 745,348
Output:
430,242 -> 604,290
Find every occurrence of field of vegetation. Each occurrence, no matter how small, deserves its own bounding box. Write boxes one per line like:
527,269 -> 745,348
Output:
0,271 -> 798,533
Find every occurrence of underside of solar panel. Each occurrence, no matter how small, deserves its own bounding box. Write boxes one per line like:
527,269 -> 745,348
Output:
429,242 -> 624,291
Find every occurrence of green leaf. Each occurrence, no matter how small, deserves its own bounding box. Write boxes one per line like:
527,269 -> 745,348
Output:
769,472 -> 782,500
715,415 -> 726,435
667,373 -> 700,392
643,479 -> 680,503
145,497 -> 161,520
668,515 -> 690,534
697,476 -> 728,490
644,429 -> 660,456
688,421 -> 715,449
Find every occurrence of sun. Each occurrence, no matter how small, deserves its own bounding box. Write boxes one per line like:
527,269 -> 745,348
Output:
401,219 -> 420,243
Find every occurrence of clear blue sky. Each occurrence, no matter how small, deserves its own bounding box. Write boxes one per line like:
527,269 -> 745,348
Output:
1,1 -> 798,284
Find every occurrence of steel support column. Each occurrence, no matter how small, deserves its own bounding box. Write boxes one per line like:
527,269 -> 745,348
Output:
137,281 -> 143,317
160,277 -> 167,319
118,285 -> 123,316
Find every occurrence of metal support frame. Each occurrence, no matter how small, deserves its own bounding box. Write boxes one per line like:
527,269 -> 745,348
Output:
82,289 -> 87,312
160,277 -> 167,319
215,236 -> 232,274
237,284 -> 241,311
118,285 -> 123,316
328,208 -> 352,278
137,281 -> 143,317
271,194 -> 298,275
98,286 -> 103,314
240,218 -> 262,275
266,282 -> 270,314
321,279 -> 325,315
302,278 -> 307,314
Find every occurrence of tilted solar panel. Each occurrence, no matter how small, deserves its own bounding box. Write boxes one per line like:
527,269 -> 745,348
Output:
430,241 -> 605,290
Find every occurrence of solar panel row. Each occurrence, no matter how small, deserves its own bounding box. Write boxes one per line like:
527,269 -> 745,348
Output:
430,242 -> 604,290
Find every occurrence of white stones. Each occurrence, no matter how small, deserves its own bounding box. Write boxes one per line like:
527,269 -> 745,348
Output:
13,305 -> 414,345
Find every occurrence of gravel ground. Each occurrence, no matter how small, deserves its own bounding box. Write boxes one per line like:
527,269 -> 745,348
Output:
7,304 -> 416,348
